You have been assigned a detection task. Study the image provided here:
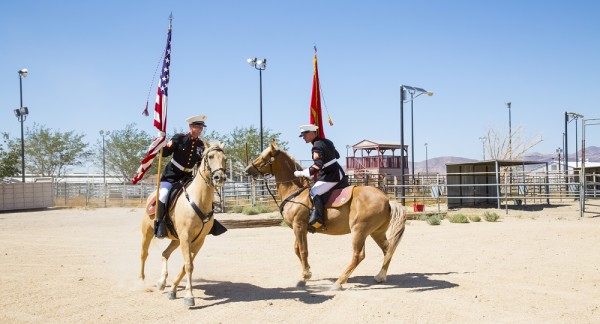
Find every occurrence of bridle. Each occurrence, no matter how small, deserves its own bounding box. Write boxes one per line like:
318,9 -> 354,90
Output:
199,146 -> 227,187
182,145 -> 227,234
249,149 -> 311,218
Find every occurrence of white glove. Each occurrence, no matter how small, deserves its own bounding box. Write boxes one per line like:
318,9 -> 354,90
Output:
294,169 -> 311,178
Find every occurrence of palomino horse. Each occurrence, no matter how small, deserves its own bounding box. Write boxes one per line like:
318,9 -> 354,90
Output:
139,141 -> 227,306
246,140 -> 406,290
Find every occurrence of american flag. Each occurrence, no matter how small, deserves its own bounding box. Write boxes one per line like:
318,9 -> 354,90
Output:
132,23 -> 172,184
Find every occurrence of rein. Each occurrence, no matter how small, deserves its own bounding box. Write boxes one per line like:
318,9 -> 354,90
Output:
249,151 -> 312,219
183,145 -> 225,233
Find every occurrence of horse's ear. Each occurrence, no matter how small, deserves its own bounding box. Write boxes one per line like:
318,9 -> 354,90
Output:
219,142 -> 225,150
271,139 -> 279,151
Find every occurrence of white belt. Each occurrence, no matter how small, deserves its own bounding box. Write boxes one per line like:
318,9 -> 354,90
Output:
323,159 -> 338,168
171,159 -> 193,172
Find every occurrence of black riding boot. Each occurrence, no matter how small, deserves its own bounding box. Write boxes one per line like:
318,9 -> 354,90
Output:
154,201 -> 168,238
309,195 -> 325,229
209,219 -> 228,236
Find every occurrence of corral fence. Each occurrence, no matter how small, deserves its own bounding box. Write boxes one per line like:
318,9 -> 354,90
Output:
47,169 -> 600,212
3,169 -> 597,214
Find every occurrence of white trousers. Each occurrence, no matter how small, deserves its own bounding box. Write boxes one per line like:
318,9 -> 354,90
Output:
310,181 -> 337,198
158,181 -> 172,203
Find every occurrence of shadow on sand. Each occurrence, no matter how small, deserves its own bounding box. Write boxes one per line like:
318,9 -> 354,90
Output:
179,271 -> 459,309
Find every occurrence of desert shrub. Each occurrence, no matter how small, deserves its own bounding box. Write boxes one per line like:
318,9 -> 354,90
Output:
256,205 -> 275,213
242,206 -> 260,215
231,206 -> 244,213
448,213 -> 469,223
241,205 -> 276,215
483,211 -> 500,222
418,214 -> 429,221
468,215 -> 481,222
426,215 -> 442,225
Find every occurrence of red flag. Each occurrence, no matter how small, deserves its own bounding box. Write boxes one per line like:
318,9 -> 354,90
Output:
309,49 -> 326,138
132,23 -> 172,184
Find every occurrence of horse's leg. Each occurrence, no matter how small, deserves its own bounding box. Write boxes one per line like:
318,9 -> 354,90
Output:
168,236 -> 206,301
178,233 -> 197,307
139,217 -> 154,282
370,229 -> 391,283
292,224 -> 311,286
156,240 -> 180,291
332,229 -> 368,291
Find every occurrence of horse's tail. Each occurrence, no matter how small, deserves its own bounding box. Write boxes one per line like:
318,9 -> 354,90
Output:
386,200 -> 407,257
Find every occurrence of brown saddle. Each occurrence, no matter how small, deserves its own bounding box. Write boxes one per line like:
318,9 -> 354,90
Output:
145,192 -> 183,217
325,186 -> 354,208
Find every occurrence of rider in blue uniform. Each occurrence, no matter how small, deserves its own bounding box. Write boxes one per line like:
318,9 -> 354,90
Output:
294,124 -> 347,229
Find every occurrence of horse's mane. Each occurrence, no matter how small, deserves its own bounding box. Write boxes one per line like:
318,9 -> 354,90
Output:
280,149 -> 303,170
278,149 -> 311,187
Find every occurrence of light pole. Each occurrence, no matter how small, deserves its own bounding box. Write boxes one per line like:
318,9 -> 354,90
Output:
247,57 -> 267,151
14,68 -> 29,182
345,145 -> 350,170
400,85 -> 433,205
566,112 -> 583,168
479,136 -> 487,160
424,143 -> 429,175
99,130 -> 110,207
506,101 -> 512,159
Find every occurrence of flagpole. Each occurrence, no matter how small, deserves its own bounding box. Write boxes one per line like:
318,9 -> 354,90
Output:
154,14 -> 172,209
154,147 -> 164,208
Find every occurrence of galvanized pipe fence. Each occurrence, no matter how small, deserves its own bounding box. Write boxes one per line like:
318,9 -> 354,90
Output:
50,170 -> 599,212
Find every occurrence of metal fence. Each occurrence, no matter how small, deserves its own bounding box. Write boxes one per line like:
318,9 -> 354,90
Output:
49,169 -> 599,213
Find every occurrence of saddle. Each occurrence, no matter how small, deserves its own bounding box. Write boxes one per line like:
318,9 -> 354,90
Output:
145,179 -> 193,239
145,179 -> 192,217
325,186 -> 355,208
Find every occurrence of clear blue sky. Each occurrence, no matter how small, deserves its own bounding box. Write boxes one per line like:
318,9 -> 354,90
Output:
2,0 -> 599,170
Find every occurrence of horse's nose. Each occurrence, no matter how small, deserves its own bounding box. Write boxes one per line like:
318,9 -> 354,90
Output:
213,173 -> 226,182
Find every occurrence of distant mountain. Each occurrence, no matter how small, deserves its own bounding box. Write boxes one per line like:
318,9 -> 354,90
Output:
412,146 -> 600,174
413,156 -> 477,174
522,146 -> 600,163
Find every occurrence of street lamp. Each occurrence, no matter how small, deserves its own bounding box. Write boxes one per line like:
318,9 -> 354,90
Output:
99,130 -> 110,207
400,85 -> 433,205
14,68 -> 29,182
424,143 -> 429,175
247,57 -> 267,151
505,101 -> 512,159
345,145 -> 351,170
565,112 -> 583,168
479,136 -> 487,160
556,147 -> 562,171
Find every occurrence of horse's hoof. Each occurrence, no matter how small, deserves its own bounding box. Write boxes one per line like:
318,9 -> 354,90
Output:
296,280 -> 306,288
167,291 -> 176,300
156,281 -> 166,291
329,283 -> 343,291
184,297 -> 195,306
374,270 -> 387,283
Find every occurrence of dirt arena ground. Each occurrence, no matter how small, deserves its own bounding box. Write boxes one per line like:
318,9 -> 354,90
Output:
1,202 -> 599,323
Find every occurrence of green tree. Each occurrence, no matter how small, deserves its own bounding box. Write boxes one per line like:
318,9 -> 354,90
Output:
224,126 -> 288,177
96,123 -> 155,183
0,133 -> 20,179
24,123 -> 92,178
